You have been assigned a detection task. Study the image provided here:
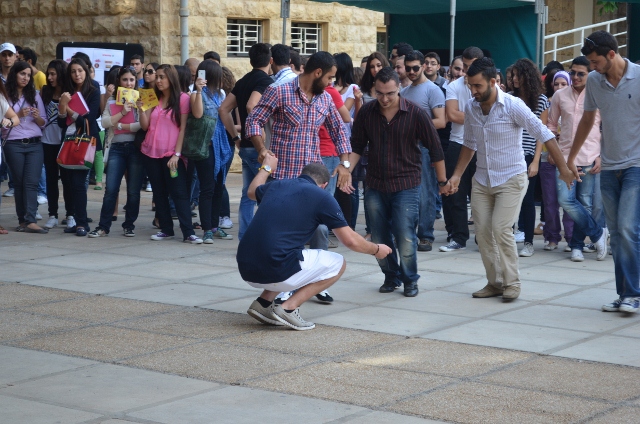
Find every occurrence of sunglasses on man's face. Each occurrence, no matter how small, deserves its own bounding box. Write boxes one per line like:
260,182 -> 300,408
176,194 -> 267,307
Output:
569,70 -> 587,78
405,65 -> 422,73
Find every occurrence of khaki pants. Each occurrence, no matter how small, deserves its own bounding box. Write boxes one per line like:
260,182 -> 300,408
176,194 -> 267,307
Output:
471,173 -> 528,288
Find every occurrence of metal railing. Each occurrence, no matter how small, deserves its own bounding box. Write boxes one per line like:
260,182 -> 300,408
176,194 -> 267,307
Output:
544,17 -> 627,65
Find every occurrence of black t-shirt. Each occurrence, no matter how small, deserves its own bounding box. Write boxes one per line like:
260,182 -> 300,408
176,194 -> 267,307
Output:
237,175 -> 349,284
231,69 -> 272,148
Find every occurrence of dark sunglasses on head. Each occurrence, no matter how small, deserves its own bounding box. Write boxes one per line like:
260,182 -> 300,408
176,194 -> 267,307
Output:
569,70 -> 587,77
144,69 -> 155,74
584,37 -> 599,48
119,66 -> 136,75
405,65 -> 422,73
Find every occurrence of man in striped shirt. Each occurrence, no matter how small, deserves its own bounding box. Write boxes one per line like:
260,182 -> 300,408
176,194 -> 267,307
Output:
448,58 -> 573,301
349,67 -> 448,297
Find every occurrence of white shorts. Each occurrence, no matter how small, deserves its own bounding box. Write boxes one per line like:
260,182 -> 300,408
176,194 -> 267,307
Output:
247,249 -> 344,293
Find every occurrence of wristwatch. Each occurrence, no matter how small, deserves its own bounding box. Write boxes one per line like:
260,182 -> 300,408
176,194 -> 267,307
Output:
117,123 -> 123,131
340,161 -> 351,169
231,135 -> 241,142
259,165 -> 272,174
438,180 -> 449,187
174,152 -> 182,157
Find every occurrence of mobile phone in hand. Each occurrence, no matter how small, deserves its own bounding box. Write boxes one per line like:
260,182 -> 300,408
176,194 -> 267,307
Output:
198,70 -> 205,81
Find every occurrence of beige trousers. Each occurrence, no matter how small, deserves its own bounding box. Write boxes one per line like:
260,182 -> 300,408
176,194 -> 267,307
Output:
471,173 -> 528,288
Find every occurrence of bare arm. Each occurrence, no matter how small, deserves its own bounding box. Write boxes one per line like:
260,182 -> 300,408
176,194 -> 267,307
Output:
247,153 -> 277,201
447,145 -> 476,194
445,99 -> 465,125
246,91 -> 262,114
219,93 -> 239,138
337,104 -> 351,123
567,110 -> 597,176
431,106 -> 446,129
332,226 -> 392,260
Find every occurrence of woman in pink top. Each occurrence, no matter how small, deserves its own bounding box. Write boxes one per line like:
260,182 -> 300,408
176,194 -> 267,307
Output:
140,64 -> 201,244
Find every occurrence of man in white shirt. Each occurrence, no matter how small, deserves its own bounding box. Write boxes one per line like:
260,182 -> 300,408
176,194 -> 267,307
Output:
448,58 -> 574,301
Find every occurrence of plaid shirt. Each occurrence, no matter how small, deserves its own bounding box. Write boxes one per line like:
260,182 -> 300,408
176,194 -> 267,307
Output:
245,77 -> 350,180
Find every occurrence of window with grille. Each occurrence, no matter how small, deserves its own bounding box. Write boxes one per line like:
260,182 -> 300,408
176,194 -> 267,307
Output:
227,19 -> 262,56
291,23 -> 321,55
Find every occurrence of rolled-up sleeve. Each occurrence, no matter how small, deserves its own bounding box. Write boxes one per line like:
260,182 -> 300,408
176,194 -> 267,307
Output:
245,85 -> 278,139
463,102 -> 478,152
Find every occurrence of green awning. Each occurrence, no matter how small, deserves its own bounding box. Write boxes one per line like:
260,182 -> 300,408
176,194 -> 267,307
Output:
310,0 -> 536,14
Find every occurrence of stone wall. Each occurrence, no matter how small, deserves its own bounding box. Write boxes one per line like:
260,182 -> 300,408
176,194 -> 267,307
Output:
0,0 -> 383,79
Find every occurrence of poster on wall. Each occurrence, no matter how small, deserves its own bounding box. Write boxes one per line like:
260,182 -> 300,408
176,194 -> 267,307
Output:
57,42 -> 144,87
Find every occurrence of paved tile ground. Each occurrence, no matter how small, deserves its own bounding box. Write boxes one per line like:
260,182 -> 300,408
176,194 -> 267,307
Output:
1,174 -> 639,423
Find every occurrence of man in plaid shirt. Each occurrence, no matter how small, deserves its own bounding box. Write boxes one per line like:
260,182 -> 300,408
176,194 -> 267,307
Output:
245,51 -> 352,187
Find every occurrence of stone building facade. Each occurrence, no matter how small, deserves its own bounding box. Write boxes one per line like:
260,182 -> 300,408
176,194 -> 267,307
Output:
0,0 -> 384,77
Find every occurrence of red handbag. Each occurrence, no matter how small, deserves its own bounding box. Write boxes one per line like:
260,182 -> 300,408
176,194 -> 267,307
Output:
57,119 -> 97,170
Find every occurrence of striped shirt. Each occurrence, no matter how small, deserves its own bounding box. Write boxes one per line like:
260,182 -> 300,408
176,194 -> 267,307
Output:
351,97 -> 444,193
520,94 -> 550,156
463,88 -> 555,188
245,77 -> 350,180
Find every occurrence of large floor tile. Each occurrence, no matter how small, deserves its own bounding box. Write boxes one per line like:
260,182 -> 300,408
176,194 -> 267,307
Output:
478,356 -> 640,402
248,361 -> 453,409
342,338 -> 532,378
0,363 -> 218,412
19,272 -> 172,295
13,325 -> 195,361
129,386 -> 368,424
585,406 -> 640,423
548,287 -> 624,310
120,341 -> 318,384
37,252 -> 148,270
0,244 -> 82,261
552,335 -> 640,366
109,260 -> 219,280
0,395 -> 102,424
0,263 -> 85,284
111,283 -> 255,307
0,283 -> 83,309
344,411 -> 445,424
315,305 -> 469,336
389,381 -> 610,424
426,320 -> 593,353
0,310 -> 85,342
0,346 -> 96,385
524,265 -> 613,285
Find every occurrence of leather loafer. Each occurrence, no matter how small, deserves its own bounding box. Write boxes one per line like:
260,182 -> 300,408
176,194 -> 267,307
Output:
63,226 -> 77,233
502,285 -> 521,301
404,282 -> 419,297
472,284 -> 504,298
76,227 -> 87,237
379,282 -> 397,293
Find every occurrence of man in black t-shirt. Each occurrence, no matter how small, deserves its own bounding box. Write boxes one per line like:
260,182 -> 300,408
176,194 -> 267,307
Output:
237,159 -> 392,331
219,43 -> 274,241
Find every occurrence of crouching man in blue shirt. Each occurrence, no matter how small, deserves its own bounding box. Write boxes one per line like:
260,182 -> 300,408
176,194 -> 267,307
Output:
237,155 -> 392,330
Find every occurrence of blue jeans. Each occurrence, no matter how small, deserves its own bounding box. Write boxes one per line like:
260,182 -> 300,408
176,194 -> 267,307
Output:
239,147 -> 260,240
366,187 -> 420,285
309,156 -> 340,250
417,146 -> 437,242
556,164 -> 603,249
600,168 -> 640,298
38,164 -> 46,196
592,172 -> 606,228
97,142 -> 144,232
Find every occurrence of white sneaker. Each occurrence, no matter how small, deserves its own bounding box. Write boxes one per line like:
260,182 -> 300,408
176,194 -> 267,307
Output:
66,216 -> 76,229
37,195 -> 48,204
514,230 -> 525,243
519,242 -> 534,257
35,211 -> 43,220
570,249 -> 584,262
2,188 -> 14,197
595,227 -> 609,261
439,240 -> 466,252
145,183 -> 152,192
564,245 -> 572,252
219,216 -> 233,229
45,216 -> 58,229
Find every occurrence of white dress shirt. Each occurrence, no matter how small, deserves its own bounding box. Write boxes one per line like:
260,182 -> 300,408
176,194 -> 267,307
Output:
464,88 -> 555,187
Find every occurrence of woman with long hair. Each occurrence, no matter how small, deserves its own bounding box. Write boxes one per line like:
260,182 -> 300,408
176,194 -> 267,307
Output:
511,58 -> 549,257
189,60 -> 233,243
140,64 -> 200,243
2,61 -> 47,233
143,62 -> 159,89
360,52 -> 389,103
58,58 -> 101,236
0,78 -> 20,234
88,66 -> 145,238
333,52 -> 361,118
40,59 -> 69,229
217,66 -> 240,230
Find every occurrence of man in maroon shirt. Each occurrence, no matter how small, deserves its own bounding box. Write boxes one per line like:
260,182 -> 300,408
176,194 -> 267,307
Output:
348,67 -> 449,297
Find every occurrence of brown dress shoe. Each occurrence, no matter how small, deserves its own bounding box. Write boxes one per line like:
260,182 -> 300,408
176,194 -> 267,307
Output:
502,285 -> 521,301
472,284 -> 504,298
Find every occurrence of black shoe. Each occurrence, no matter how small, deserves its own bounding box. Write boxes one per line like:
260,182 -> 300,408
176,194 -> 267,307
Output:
379,282 -> 397,293
436,210 -> 442,219
315,291 -> 333,303
404,282 -> 419,297
112,216 -> 118,221
87,217 -> 93,223
63,226 -> 77,233
76,227 -> 87,237
418,239 -> 433,252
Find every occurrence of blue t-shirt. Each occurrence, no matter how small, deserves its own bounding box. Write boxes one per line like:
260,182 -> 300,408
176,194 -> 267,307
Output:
237,175 -> 349,284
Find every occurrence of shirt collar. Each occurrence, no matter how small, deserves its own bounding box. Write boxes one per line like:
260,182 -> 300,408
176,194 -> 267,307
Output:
274,67 -> 294,81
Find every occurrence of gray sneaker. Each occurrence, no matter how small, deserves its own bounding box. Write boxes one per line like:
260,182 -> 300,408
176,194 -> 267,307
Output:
272,305 -> 315,330
247,300 -> 283,326
519,242 -> 534,257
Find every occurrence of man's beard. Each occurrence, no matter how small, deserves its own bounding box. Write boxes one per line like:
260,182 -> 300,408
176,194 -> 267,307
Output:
311,76 -> 326,95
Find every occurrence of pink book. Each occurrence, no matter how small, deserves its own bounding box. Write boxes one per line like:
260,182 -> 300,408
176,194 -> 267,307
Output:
65,92 -> 89,126
109,103 -> 136,134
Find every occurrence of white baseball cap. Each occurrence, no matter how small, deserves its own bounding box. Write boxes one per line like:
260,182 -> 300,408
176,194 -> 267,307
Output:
0,43 -> 17,54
